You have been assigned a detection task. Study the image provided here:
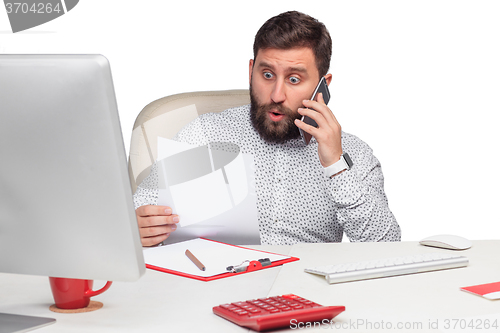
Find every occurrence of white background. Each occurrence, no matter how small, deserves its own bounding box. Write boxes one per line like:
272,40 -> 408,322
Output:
1,0 -> 499,241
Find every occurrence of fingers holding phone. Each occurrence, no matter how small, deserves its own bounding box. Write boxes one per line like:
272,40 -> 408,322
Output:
294,76 -> 343,168
297,76 -> 331,144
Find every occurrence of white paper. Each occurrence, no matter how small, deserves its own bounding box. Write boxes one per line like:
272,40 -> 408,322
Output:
224,153 -> 248,206
169,169 -> 233,225
156,137 -> 260,245
157,137 -> 194,161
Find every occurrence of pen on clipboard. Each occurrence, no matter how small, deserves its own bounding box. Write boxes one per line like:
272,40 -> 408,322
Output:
185,249 -> 206,271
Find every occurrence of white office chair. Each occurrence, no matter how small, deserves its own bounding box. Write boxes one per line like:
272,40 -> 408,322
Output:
128,90 -> 250,193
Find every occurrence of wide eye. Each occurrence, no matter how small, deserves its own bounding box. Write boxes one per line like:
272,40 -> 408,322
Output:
263,72 -> 274,79
289,76 -> 300,84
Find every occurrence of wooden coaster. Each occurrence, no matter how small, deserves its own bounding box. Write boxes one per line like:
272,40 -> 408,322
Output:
49,301 -> 103,313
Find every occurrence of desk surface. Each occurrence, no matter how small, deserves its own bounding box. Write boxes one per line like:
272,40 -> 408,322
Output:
1,241 -> 499,333
270,240 -> 500,332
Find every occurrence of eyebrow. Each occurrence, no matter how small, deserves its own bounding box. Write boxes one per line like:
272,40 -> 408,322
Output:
257,61 -> 308,74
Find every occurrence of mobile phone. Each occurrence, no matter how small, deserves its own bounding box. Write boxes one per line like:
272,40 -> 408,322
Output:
299,77 -> 331,144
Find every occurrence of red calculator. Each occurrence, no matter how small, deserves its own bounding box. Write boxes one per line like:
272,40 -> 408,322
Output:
213,294 -> 345,331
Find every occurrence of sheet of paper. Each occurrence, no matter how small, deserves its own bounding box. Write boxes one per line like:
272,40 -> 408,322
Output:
169,169 -> 233,223
157,137 -> 194,161
143,238 -> 291,278
156,137 -> 260,245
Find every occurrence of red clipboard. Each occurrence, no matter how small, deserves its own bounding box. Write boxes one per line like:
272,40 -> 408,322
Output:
145,238 -> 299,282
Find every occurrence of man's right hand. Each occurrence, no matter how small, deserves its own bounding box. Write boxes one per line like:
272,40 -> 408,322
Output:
135,205 -> 179,247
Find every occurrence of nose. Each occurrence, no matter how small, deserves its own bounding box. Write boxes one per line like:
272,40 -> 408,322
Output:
270,80 -> 286,104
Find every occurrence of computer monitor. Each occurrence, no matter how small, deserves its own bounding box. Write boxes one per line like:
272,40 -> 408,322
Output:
0,55 -> 145,330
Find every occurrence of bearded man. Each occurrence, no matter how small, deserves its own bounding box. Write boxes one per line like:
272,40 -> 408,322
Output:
133,11 -> 401,246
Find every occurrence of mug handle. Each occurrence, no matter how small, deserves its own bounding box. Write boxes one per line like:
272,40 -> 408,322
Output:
85,281 -> 113,298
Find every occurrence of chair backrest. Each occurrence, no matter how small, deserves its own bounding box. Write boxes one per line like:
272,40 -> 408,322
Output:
128,89 -> 250,193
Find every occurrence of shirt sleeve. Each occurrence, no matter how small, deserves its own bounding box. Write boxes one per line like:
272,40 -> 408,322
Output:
133,162 -> 160,210
328,134 -> 401,242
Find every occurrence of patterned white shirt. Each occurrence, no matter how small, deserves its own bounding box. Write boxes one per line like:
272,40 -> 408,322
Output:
133,104 -> 401,245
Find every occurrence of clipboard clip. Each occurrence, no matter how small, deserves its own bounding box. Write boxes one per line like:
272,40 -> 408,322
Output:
226,258 -> 271,273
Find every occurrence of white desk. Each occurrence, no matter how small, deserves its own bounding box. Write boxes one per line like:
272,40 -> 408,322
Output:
1,241 -> 499,332
0,245 -> 289,333
270,240 -> 500,332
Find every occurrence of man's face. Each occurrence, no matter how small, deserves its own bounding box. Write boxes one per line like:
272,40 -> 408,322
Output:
249,47 -> 322,144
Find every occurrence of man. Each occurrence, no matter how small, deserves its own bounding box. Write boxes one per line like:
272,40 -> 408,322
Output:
134,11 -> 401,246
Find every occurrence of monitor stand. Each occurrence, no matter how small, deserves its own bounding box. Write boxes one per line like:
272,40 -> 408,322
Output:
0,313 -> 55,333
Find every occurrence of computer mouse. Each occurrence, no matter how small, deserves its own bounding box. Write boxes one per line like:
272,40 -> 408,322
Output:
419,234 -> 472,250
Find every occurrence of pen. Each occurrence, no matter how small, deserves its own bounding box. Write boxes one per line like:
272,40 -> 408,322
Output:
185,249 -> 206,271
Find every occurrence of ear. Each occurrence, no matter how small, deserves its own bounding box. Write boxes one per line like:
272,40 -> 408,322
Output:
249,59 -> 254,85
324,74 -> 333,86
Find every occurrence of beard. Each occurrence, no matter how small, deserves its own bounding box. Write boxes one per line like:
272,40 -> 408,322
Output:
249,85 -> 301,144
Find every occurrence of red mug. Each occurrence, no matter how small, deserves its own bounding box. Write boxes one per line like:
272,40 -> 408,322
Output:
49,277 -> 112,309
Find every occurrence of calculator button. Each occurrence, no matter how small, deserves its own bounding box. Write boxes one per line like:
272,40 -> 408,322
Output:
235,310 -> 248,316
233,302 -> 246,306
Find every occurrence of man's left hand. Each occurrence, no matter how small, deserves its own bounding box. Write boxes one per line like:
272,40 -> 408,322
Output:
294,92 -> 343,167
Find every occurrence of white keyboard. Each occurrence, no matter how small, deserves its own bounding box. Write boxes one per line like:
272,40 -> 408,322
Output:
305,252 -> 468,284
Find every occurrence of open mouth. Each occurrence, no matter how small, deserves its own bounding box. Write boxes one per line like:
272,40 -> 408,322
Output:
268,110 -> 285,122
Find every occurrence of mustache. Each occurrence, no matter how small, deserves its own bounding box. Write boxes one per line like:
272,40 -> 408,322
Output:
259,102 -> 295,116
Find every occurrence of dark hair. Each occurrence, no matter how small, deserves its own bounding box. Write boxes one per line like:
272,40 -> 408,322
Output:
253,11 -> 332,77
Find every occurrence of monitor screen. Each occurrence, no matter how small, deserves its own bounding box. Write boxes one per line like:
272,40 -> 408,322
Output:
0,54 -> 145,282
